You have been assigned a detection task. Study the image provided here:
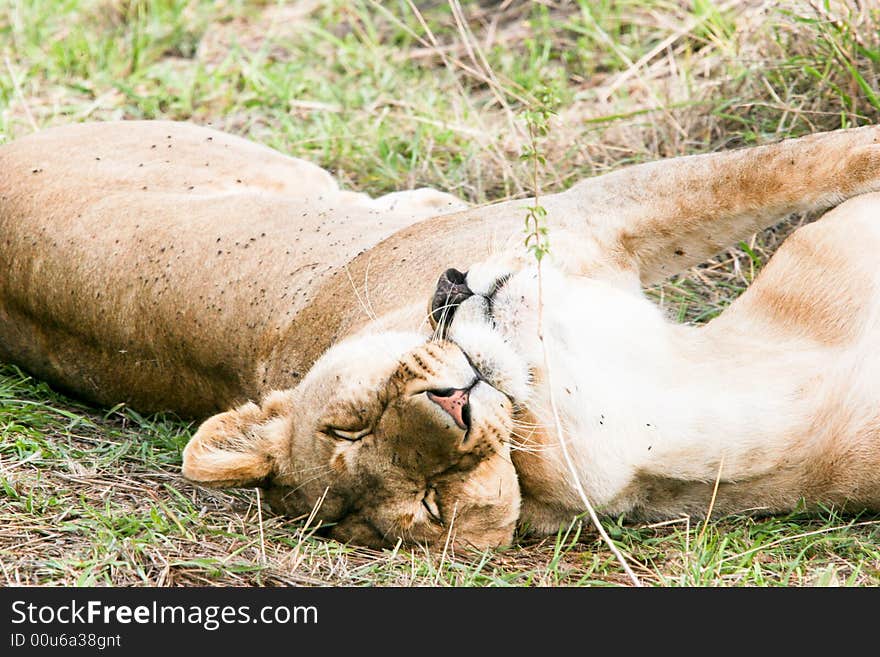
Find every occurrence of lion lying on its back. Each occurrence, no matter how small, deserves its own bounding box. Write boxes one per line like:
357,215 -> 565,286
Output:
2,121 -> 880,548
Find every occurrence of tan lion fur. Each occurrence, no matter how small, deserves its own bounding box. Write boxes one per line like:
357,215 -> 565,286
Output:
2,120 -> 880,547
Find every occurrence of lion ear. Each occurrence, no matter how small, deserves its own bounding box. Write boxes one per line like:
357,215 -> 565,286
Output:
181,391 -> 293,488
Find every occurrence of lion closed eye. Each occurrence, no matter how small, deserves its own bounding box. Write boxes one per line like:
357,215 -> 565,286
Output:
182,333 -> 525,548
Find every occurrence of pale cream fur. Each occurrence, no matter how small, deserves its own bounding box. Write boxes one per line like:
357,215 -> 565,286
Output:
2,120 -> 880,547
450,203 -> 880,533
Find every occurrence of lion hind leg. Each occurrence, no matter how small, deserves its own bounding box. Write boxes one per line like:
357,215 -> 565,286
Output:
566,125 -> 880,285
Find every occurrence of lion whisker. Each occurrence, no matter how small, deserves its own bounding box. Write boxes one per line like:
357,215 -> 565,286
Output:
288,467 -> 339,495
510,418 -> 551,430
413,301 -> 461,340
343,262 -> 378,322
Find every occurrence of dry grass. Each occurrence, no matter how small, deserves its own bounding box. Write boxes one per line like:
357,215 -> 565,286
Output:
2,0 -> 880,586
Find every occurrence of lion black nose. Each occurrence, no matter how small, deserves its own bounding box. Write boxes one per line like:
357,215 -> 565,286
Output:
429,268 -> 473,332
426,386 -> 471,430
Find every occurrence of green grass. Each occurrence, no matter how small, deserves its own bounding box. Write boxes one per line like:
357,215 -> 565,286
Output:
2,0 -> 879,586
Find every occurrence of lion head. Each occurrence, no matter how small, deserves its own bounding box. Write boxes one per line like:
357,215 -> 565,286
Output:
182,330 -> 529,549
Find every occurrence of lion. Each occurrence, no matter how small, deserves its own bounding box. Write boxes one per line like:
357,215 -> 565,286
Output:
2,120 -> 880,548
